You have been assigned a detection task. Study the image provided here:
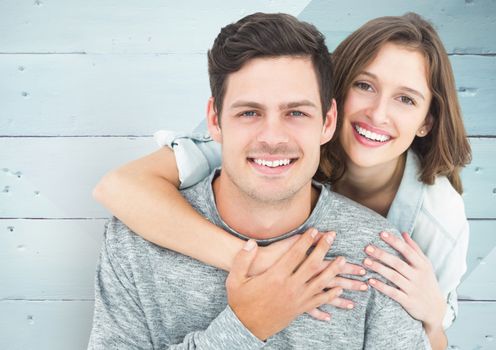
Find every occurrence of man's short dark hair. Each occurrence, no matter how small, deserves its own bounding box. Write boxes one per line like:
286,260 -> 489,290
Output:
208,12 -> 333,119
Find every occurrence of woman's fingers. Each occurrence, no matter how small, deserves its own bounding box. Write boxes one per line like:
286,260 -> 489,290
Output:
327,296 -> 355,310
327,276 -> 368,292
368,278 -> 408,306
364,244 -> 413,280
402,232 -> 424,256
306,308 -> 331,322
363,258 -> 410,291
379,231 -> 421,266
339,262 -> 367,276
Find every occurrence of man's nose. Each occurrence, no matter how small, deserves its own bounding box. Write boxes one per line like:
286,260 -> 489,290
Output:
255,115 -> 290,145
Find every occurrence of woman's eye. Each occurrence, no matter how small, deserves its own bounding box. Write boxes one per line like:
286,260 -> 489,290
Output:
354,81 -> 373,92
399,95 -> 415,106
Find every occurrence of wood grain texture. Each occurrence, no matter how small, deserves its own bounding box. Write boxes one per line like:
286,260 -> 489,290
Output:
446,301 -> 496,350
460,138 -> 496,218
0,219 -> 104,300
0,300 -> 94,350
459,243 -> 496,301
464,220 -> 496,281
1,55 -> 494,136
0,53 -> 209,136
0,0 -> 311,54
0,137 -> 156,218
299,0 -> 496,54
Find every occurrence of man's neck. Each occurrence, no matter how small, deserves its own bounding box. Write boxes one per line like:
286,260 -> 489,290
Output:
212,173 -> 319,240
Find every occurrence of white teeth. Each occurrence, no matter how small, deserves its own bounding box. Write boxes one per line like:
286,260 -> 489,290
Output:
254,158 -> 291,168
355,125 -> 390,142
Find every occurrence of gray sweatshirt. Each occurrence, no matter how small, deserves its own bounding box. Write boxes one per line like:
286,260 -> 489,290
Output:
88,170 -> 430,349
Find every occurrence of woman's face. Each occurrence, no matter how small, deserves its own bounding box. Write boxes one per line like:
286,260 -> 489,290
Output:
339,43 -> 433,170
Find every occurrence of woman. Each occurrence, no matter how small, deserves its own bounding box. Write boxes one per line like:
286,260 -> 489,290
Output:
94,13 -> 471,349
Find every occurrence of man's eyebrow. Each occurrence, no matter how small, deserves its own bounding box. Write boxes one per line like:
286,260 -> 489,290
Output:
280,100 -> 318,109
230,100 -> 318,109
230,101 -> 264,109
358,71 -> 426,101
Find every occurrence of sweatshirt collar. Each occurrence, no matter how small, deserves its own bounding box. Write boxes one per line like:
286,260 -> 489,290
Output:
204,168 -> 331,246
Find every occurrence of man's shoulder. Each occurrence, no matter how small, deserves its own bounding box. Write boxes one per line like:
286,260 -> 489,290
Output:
314,187 -> 403,265
103,217 -> 176,266
103,217 -> 147,258
179,172 -> 215,216
321,188 -> 398,233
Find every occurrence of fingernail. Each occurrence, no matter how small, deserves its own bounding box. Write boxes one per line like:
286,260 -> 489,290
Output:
364,258 -> 372,266
336,288 -> 343,296
360,269 -> 366,275
369,279 -> 376,285
325,232 -> 335,244
365,245 -> 375,254
243,239 -> 256,251
323,315 -> 331,322
360,284 -> 368,291
310,228 -> 318,238
347,303 -> 354,309
381,231 -> 389,239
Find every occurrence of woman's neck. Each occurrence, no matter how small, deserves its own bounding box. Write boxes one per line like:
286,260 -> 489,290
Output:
334,153 -> 406,217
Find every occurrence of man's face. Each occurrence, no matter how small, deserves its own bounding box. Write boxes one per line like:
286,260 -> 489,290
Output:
208,56 -> 336,204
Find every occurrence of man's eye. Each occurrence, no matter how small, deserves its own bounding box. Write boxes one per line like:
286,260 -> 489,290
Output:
240,111 -> 258,117
399,95 -> 415,106
289,111 -> 305,117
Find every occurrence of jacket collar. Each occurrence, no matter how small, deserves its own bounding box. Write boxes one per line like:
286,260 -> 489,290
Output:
386,149 -> 425,235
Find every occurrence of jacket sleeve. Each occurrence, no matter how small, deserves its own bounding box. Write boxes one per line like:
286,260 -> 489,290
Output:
438,218 -> 470,329
87,219 -> 264,350
154,121 -> 221,189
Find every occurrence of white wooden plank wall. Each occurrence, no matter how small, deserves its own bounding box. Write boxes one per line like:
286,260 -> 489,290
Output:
1,1 -> 494,349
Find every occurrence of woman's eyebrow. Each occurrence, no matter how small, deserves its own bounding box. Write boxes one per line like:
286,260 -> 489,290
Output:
359,71 -> 425,100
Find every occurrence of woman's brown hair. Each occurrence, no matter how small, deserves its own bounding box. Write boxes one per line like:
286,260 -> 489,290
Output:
316,12 -> 472,193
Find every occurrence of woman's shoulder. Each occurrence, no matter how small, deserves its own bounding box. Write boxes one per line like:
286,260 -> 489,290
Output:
423,176 -> 466,220
418,175 -> 468,244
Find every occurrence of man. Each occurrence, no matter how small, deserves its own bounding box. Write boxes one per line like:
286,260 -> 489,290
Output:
88,13 -> 429,349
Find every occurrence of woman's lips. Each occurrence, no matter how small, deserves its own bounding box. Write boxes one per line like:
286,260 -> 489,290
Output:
352,122 -> 392,147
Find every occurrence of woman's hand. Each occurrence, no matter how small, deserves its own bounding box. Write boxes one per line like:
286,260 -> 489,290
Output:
363,231 -> 446,332
249,231 -> 369,321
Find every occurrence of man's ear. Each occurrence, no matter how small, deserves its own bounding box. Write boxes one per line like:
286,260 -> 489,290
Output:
320,99 -> 337,145
206,97 -> 222,143
416,114 -> 434,138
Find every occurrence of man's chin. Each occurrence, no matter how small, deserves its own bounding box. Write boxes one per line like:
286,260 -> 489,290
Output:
244,187 -> 298,204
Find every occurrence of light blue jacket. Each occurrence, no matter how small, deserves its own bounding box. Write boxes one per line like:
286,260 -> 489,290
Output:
154,124 -> 469,330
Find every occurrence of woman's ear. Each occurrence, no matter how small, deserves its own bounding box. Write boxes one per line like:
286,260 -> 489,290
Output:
416,114 -> 434,137
206,97 -> 222,143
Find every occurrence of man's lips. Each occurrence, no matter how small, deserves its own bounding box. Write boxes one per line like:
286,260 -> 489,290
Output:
247,156 -> 298,174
